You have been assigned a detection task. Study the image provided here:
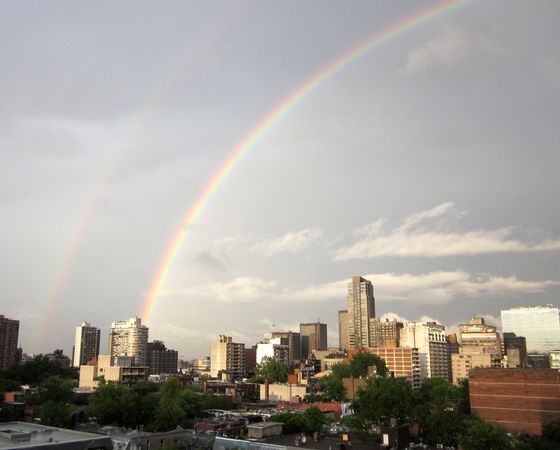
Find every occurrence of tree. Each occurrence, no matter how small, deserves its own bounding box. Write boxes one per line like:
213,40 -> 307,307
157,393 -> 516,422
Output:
318,374 -> 346,402
40,400 -> 72,428
302,406 -> 327,434
331,363 -> 352,379
416,377 -> 461,412
349,352 -> 388,378
271,412 -> 306,434
38,376 -> 75,404
253,357 -> 288,383
153,378 -> 186,431
353,377 -> 415,427
419,410 -> 467,447
459,419 -> 513,450
542,418 -> 560,443
87,382 -> 126,425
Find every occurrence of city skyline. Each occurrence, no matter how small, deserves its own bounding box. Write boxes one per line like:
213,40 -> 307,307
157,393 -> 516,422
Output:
1,1 -> 559,358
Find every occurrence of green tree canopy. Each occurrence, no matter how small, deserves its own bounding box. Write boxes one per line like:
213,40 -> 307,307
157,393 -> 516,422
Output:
40,400 -> 72,428
353,377 -> 415,427
87,382 -> 126,425
38,376 -> 75,404
302,406 -> 328,433
153,378 -> 186,431
348,352 -> 388,378
253,356 -> 289,383
419,409 -> 467,448
318,374 -> 346,402
459,419 -> 513,450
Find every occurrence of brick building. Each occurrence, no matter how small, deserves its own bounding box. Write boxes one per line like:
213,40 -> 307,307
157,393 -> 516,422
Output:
348,347 -> 421,389
469,368 -> 560,435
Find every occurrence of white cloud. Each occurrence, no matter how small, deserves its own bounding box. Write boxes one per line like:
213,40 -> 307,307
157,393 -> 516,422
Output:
159,276 -> 278,303
402,25 -> 471,75
334,202 -> 560,260
158,271 -> 558,306
250,227 -> 323,257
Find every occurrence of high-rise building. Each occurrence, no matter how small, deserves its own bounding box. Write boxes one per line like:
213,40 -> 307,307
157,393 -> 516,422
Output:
347,276 -> 375,349
459,317 -> 502,359
400,322 -> 449,380
210,335 -> 245,380
256,337 -> 290,366
368,318 -> 403,348
72,321 -> 101,367
338,310 -> 349,350
501,305 -> 560,353
108,317 -> 149,366
300,322 -> 327,358
270,331 -> 301,365
146,340 -> 178,375
0,315 -> 19,370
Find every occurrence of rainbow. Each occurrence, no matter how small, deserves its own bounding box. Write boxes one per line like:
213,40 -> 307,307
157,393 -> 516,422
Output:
34,4 -> 250,350
142,0 -> 472,322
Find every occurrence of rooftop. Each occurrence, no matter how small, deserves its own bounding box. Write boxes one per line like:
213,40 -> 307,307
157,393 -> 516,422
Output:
0,422 -> 112,449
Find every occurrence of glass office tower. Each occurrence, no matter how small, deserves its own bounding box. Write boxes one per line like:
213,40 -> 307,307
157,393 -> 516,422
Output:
501,305 -> 560,353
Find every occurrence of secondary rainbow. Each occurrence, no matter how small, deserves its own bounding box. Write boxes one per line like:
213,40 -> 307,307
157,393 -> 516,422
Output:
34,5 -> 249,350
142,0 -> 472,322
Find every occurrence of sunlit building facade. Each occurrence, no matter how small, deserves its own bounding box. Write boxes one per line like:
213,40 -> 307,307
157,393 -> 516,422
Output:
347,276 -> 375,349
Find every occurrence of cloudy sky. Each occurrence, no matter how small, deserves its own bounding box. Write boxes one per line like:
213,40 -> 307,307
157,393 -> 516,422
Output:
2,0 -> 559,359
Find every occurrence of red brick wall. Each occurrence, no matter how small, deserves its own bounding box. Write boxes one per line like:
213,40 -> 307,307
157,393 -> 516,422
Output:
469,368 -> 560,435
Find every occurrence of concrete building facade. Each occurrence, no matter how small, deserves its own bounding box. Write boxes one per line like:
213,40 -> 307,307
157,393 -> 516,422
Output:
348,347 -> 421,389
368,318 -> 403,348
270,331 -> 301,365
108,317 -> 149,366
0,315 -> 19,370
210,335 -> 245,380
300,322 -> 327,359
146,340 -> 178,375
72,321 -> 100,368
400,322 -> 449,381
338,310 -> 349,350
346,276 -> 375,349
459,317 -> 502,360
256,338 -> 290,366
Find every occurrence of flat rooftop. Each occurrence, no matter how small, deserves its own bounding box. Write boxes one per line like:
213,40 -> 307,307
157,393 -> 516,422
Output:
0,422 -> 112,449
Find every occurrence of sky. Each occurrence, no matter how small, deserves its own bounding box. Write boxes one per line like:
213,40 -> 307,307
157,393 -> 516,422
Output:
1,0 -> 559,360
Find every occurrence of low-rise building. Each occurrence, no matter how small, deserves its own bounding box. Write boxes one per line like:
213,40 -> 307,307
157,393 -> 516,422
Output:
451,352 -> 492,385
0,422 -> 112,449
348,347 -> 421,389
79,354 -> 147,389
259,383 -> 306,402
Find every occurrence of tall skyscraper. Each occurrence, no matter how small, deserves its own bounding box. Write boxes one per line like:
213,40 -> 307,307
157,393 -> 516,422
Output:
347,276 -> 375,349
501,305 -> 560,353
72,321 -> 101,367
108,317 -> 149,366
210,335 -> 245,380
0,315 -> 19,370
300,322 -> 327,359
